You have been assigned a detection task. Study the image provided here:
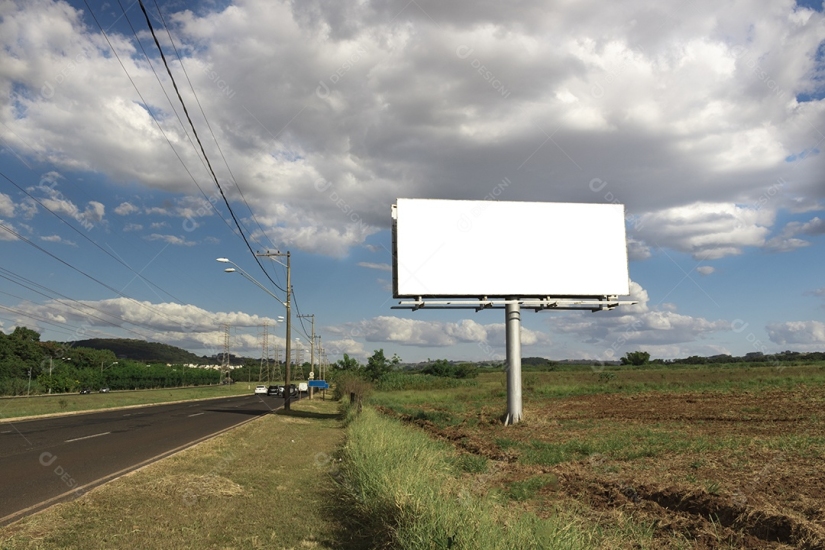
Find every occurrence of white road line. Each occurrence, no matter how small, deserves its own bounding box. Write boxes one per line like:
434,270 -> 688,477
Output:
65,432 -> 111,443
188,412 -> 204,417
1,430 -> 11,434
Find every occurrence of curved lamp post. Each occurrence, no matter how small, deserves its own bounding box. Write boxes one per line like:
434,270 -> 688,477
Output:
217,257 -> 293,409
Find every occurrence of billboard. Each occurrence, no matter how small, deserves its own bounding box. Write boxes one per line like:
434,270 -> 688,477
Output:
392,198 -> 630,298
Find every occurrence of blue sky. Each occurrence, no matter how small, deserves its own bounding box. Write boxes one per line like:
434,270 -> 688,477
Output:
1,0 -> 824,364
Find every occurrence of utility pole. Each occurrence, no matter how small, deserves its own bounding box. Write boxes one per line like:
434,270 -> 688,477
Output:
315,335 -> 322,379
257,251 -> 292,409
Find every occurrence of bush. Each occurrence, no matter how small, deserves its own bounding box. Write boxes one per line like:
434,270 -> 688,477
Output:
332,371 -> 373,402
421,360 -> 479,379
375,372 -> 478,391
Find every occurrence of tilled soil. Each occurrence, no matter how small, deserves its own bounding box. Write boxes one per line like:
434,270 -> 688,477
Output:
379,386 -> 825,549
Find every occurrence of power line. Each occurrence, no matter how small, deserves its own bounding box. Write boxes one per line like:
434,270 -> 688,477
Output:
135,0 -> 287,295
0,221 -> 197,330
0,169 -> 184,304
0,268 -> 156,340
81,0 -> 237,237
150,0 -> 277,253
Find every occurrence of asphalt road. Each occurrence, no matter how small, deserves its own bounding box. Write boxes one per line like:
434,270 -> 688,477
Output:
0,393 -> 283,525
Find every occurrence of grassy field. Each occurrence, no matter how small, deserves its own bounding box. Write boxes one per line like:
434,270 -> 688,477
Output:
0,384 -> 257,421
367,363 -> 825,549
0,397 -> 347,550
3,364 -> 822,549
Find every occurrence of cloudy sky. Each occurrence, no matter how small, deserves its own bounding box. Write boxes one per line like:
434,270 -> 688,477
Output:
1,0 -> 824,364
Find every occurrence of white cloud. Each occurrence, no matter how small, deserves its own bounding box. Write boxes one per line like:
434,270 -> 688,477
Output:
767,320 -> 825,345
14,297 -> 281,337
627,238 -> 651,261
123,223 -> 143,231
635,202 -> 774,260
2,0 -> 824,257
114,202 -> 139,215
0,193 -> 15,217
323,338 -> 367,360
40,234 -> 76,245
332,316 -> 548,348
29,179 -> 105,228
696,266 -> 715,275
765,215 -> 825,251
357,262 -> 392,271
145,233 -> 196,246
0,220 -> 21,241
544,280 -> 730,359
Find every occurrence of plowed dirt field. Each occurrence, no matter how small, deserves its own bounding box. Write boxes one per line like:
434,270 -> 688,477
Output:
379,379 -> 825,549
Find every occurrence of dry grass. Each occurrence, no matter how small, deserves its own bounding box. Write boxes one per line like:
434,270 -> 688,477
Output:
0,398 -> 346,550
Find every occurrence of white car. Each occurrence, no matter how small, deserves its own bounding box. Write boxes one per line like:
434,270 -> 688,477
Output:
254,385 -> 268,395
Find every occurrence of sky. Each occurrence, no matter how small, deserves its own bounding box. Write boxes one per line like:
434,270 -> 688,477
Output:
0,0 -> 824,365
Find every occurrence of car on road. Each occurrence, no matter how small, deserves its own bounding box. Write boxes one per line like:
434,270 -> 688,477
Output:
254,385 -> 268,395
99,387 -> 110,393
79,388 -> 91,394
267,385 -> 281,396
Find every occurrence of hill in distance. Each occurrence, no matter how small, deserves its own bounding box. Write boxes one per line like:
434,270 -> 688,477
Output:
72,338 -> 203,364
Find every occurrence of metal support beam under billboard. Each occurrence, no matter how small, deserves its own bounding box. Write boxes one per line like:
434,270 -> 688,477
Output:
504,301 -> 522,425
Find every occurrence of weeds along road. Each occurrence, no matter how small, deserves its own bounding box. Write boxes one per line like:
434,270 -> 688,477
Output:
0,394 -> 283,525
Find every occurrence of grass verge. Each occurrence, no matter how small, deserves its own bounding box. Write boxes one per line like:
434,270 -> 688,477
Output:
0,397 -> 345,549
337,406 -> 597,550
0,384 -> 254,421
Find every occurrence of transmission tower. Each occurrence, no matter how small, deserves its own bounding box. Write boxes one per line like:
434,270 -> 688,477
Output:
221,323 -> 231,384
260,323 -> 270,382
273,345 -> 282,382
294,347 -> 305,379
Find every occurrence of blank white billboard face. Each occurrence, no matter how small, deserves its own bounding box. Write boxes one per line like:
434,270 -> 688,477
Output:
392,199 -> 630,298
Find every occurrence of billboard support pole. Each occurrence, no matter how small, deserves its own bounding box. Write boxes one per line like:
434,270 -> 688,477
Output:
504,300 -> 523,425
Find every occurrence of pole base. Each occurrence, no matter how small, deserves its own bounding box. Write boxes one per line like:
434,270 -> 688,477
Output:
503,412 -> 522,426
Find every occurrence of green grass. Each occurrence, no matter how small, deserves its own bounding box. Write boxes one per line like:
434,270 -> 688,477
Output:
0,398 -> 345,549
370,364 -> 825,417
0,384 -> 254,420
337,406 -> 599,550
506,474 -> 559,501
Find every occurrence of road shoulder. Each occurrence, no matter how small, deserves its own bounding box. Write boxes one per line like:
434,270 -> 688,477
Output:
0,398 -> 347,549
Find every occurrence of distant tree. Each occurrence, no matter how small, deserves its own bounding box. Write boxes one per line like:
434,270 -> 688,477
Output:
364,349 -> 400,381
422,360 -> 479,379
422,359 -> 453,377
453,362 -> 478,379
335,353 -> 361,371
620,351 -> 650,366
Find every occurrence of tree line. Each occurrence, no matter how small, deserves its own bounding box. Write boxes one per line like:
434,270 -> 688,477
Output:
0,327 -> 219,396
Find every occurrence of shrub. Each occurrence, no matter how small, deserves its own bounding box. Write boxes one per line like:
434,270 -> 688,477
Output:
332,371 -> 373,402
375,372 -> 478,391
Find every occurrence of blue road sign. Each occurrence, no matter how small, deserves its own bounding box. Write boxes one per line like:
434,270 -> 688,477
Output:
307,380 -> 329,389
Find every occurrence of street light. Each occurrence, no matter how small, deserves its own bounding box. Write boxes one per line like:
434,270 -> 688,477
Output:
217,255 -> 293,410
101,360 -> 118,375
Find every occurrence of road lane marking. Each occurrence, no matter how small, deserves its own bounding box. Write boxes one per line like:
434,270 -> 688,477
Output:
188,412 -> 204,417
1,430 -> 11,434
65,432 -> 111,443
